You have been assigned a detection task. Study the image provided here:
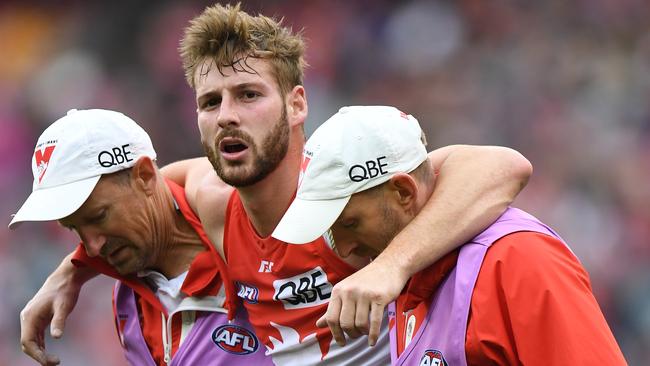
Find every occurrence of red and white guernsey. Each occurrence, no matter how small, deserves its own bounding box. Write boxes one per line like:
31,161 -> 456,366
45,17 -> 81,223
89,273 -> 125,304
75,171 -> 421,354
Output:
224,191 -> 390,365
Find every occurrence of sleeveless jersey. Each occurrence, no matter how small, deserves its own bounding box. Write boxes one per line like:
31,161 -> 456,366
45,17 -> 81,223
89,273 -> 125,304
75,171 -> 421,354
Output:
388,207 -> 567,366
73,179 -> 270,365
224,190 -> 391,365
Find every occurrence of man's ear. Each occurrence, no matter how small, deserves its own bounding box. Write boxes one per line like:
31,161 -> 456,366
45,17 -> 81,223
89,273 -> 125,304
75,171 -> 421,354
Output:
131,157 -> 157,195
387,173 -> 418,212
286,85 -> 308,128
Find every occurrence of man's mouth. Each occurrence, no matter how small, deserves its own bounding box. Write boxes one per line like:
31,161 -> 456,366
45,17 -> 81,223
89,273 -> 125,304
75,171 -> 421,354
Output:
219,137 -> 249,159
107,245 -> 127,259
353,246 -> 380,259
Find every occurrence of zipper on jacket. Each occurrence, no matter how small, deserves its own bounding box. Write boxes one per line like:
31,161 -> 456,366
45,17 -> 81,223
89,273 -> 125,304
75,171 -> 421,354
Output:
161,313 -> 172,364
159,295 -> 227,365
403,310 -> 416,348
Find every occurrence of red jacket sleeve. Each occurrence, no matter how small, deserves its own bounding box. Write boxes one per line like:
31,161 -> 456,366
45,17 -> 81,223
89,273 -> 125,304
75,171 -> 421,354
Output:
466,231 -> 627,365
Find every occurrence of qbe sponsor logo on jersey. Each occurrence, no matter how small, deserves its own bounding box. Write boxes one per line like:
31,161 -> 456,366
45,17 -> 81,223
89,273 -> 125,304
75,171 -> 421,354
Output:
419,349 -> 448,366
237,282 -> 259,304
273,267 -> 332,309
212,324 -> 259,355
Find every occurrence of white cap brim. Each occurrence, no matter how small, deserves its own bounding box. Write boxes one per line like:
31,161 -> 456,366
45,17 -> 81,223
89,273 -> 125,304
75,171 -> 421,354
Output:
272,196 -> 351,244
8,175 -> 101,229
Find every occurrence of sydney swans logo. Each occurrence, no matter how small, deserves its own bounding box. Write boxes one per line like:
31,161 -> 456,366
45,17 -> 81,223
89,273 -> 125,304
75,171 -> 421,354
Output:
34,144 -> 56,183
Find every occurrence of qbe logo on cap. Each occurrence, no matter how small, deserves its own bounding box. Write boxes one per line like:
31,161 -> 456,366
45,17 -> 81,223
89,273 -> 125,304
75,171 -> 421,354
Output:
348,156 -> 389,182
97,144 -> 135,168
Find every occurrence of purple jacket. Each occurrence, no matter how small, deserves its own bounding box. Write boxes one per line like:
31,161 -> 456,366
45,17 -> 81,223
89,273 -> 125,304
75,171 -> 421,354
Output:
114,281 -> 272,365
389,208 -> 565,366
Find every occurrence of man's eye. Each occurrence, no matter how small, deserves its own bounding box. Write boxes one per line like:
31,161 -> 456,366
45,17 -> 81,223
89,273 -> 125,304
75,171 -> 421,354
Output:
342,219 -> 357,229
89,211 -> 107,223
242,91 -> 259,100
204,98 -> 220,108
199,97 -> 220,110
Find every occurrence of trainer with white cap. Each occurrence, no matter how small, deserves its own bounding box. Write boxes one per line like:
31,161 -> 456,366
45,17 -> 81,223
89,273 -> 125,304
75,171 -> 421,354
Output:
273,105 -> 627,365
11,109 -> 270,365
272,105 -> 428,246
10,108 -> 157,228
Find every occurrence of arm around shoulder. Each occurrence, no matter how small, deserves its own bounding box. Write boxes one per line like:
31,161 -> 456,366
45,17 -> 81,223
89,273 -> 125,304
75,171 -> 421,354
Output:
162,157 -> 232,258
160,157 -> 216,213
194,171 -> 234,258
318,145 -> 533,347
375,144 -> 533,280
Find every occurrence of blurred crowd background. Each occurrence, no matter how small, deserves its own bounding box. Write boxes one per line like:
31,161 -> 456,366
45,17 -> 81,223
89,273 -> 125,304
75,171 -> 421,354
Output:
1,0 -> 649,364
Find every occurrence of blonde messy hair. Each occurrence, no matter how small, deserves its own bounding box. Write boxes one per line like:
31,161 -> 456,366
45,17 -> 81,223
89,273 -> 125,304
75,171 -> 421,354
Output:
179,3 -> 307,95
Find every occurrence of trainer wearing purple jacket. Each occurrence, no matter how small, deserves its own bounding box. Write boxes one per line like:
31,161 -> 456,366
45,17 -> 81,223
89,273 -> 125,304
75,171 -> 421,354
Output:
273,105 -> 626,365
10,109 -> 271,366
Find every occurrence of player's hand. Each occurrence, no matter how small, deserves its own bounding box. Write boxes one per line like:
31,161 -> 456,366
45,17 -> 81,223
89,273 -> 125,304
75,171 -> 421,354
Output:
20,255 -> 94,365
316,260 -> 409,347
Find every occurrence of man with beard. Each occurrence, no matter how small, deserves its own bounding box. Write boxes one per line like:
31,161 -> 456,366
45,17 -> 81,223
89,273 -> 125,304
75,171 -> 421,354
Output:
18,4 -> 533,365
11,109 -> 271,366
273,105 -> 626,365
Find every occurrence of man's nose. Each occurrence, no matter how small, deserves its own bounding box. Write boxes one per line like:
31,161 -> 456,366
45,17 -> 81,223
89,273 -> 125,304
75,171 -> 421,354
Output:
78,228 -> 106,257
216,95 -> 240,129
335,239 -> 359,258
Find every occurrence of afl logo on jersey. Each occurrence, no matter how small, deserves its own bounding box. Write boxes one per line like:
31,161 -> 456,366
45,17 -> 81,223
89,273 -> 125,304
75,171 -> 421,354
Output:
419,349 -> 448,366
212,324 -> 259,355
237,281 -> 259,304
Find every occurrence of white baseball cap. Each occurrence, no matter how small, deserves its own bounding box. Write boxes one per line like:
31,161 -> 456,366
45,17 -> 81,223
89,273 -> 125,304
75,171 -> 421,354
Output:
272,105 -> 428,244
9,109 -> 156,229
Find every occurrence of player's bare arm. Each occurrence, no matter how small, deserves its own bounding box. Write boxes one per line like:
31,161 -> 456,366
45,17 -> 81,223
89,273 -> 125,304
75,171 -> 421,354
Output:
193,170 -> 234,258
151,157 -> 234,257
318,145 -> 532,346
160,156 -> 215,212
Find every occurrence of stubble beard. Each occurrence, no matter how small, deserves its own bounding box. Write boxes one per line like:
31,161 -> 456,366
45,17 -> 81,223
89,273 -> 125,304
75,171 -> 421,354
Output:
375,201 -> 405,254
101,237 -> 146,275
204,108 -> 290,187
